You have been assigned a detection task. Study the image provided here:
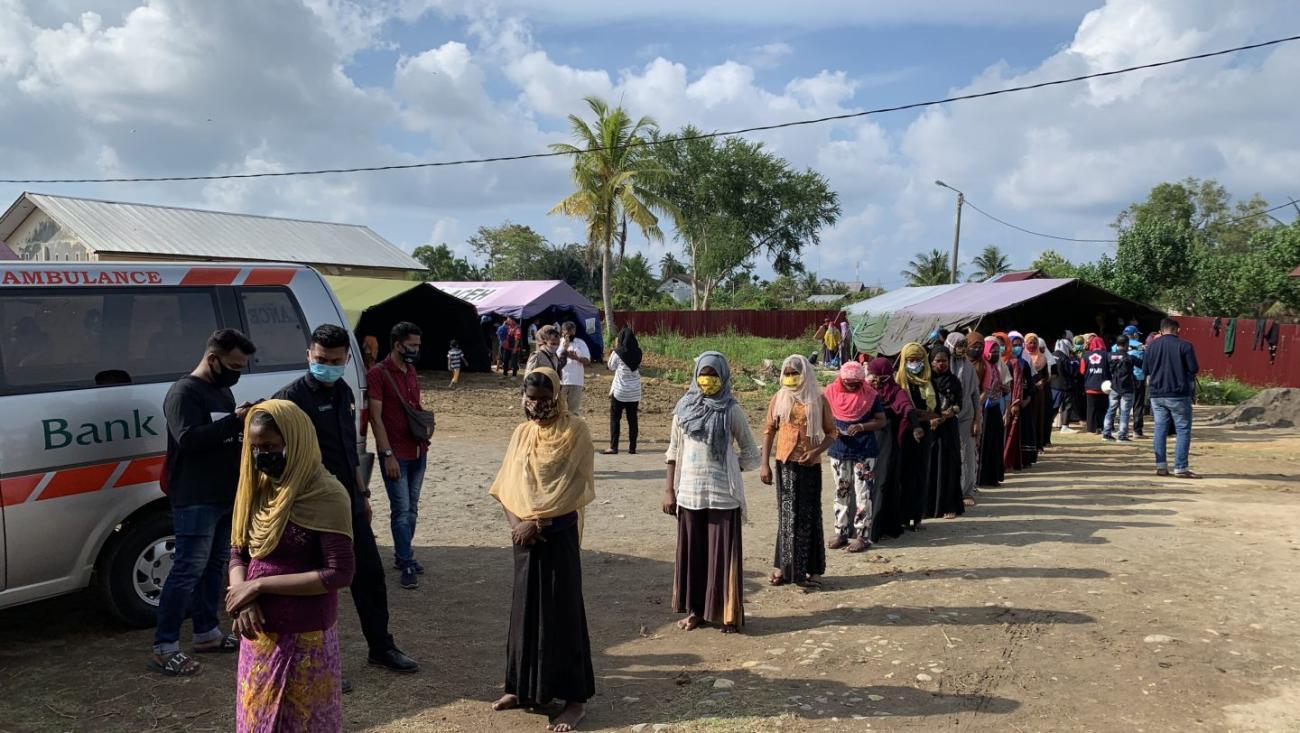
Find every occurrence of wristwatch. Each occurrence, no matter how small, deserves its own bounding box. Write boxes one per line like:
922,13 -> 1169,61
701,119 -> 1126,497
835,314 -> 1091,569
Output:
380,449 -> 394,458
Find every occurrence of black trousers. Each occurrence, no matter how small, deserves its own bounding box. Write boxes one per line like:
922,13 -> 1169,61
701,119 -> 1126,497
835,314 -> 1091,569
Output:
1132,382 -> 1147,435
351,506 -> 396,656
609,398 -> 639,451
1086,393 -> 1108,433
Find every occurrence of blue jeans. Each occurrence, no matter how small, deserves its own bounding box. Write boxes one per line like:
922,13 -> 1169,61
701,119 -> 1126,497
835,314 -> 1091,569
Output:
1103,391 -> 1133,439
153,503 -> 231,654
1150,396 -> 1193,473
383,454 -> 427,569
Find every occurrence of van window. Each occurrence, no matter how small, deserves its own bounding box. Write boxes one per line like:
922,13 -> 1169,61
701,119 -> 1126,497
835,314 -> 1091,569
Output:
0,288 -> 219,394
239,288 -> 308,371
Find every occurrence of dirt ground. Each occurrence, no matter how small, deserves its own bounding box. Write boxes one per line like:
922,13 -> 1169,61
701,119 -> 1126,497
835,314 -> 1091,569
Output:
2,368 -> 1300,732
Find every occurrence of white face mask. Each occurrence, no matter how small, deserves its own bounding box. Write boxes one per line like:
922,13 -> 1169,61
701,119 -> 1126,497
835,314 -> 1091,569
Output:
905,360 -> 924,374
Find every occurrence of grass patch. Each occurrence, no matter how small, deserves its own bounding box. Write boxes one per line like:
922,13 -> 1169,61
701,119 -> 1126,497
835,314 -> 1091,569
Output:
1197,377 -> 1262,405
638,328 -> 835,395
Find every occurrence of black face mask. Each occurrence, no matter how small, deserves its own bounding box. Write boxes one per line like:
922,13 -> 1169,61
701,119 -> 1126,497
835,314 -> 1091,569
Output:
254,450 -> 287,479
210,356 -> 242,388
400,346 -> 420,364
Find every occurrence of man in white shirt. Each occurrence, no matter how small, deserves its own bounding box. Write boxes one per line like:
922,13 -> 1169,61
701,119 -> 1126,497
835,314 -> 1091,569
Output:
559,321 -> 591,414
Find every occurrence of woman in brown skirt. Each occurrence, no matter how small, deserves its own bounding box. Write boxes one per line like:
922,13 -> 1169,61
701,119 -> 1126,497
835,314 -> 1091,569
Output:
663,352 -> 759,633
761,355 -> 837,588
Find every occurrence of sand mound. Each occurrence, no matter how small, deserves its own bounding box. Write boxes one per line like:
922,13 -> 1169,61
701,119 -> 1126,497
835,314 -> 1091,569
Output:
1210,387 -> 1300,429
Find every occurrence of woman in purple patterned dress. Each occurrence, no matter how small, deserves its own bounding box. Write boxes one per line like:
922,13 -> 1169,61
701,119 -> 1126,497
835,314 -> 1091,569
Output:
226,400 -> 355,733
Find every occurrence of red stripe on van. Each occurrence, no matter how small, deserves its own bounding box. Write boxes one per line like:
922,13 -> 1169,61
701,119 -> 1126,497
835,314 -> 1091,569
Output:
243,268 -> 296,286
180,267 -> 241,286
113,455 -> 165,488
37,463 -> 119,501
1,473 -> 44,507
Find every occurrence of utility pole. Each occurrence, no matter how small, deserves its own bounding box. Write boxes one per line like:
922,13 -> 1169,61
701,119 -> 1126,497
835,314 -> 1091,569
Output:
935,180 -> 964,284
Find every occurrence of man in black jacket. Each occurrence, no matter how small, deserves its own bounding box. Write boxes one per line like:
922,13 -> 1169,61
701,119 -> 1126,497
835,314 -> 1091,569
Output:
1103,336 -> 1136,442
1145,318 -> 1200,478
275,324 -> 420,684
151,329 -> 256,677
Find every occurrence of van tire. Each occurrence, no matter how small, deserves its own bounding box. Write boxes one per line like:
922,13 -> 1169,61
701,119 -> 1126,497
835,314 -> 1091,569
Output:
96,510 -> 174,629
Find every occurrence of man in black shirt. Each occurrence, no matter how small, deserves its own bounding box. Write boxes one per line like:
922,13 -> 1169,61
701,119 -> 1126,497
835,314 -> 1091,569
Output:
150,329 -> 256,677
275,324 -> 420,679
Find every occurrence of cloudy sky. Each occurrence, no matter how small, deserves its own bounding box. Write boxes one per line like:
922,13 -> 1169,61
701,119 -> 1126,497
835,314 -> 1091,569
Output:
1,0 -> 1297,288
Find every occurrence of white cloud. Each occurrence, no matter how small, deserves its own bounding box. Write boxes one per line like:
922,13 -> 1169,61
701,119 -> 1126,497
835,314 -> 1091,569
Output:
746,42 -> 792,69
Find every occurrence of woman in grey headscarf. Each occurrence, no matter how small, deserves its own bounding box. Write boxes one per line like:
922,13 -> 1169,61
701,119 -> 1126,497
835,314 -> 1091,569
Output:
945,332 -> 982,507
663,352 -> 759,633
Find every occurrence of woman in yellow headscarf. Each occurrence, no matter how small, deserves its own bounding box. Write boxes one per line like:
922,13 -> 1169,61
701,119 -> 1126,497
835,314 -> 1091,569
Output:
892,343 -> 943,531
225,399 -> 355,733
489,367 -> 595,733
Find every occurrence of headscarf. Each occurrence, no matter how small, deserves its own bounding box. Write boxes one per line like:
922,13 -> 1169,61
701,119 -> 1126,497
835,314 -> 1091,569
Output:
1086,335 -> 1106,352
824,360 -> 877,422
966,329 -> 987,385
983,336 -> 1012,391
772,354 -> 825,444
490,368 -> 596,527
894,342 -> 936,410
944,332 -> 967,352
928,345 -> 963,411
1053,338 -> 1074,356
1023,332 -> 1047,373
673,351 -> 738,460
231,400 -> 353,560
868,356 -> 916,439
992,332 -> 1013,363
615,325 -> 643,371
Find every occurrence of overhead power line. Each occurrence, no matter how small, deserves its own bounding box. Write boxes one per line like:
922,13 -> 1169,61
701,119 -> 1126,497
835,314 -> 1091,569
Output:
960,198 -> 1299,246
2,33 -> 1299,185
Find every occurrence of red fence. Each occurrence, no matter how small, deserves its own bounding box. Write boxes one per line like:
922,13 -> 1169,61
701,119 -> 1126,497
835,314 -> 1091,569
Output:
1177,316 -> 1299,387
613,309 -> 840,339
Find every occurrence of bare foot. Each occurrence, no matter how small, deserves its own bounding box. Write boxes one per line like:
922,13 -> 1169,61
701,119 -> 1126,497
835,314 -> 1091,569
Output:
846,537 -> 870,553
677,614 -> 701,631
720,624 -> 739,634
548,701 -> 585,732
492,694 -> 520,711
943,512 -> 957,519
963,496 -> 976,507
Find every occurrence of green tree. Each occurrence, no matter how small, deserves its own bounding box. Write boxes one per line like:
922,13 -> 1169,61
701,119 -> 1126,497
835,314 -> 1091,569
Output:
410,243 -> 481,281
613,252 -> 672,309
902,249 -> 958,286
467,222 -> 551,280
1030,250 -> 1079,279
659,251 -> 687,280
550,96 -> 675,331
967,245 -> 1012,281
646,125 -> 840,309
1116,177 -> 1271,254
1108,217 -> 1195,305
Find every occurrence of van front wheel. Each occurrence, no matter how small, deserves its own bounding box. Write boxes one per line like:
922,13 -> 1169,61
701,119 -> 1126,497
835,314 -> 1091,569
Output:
96,511 -> 175,629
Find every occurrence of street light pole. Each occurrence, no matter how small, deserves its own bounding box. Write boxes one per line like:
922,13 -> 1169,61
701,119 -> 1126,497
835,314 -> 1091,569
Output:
935,180 -> 964,284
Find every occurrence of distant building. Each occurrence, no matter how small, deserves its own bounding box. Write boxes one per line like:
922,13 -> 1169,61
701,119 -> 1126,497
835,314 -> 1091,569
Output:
0,241 -> 16,260
0,192 -> 422,279
807,293 -> 848,305
658,274 -> 695,304
989,269 -> 1044,283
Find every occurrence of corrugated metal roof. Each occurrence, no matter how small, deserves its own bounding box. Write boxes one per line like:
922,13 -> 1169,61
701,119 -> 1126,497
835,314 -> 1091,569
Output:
1,193 -> 421,271
990,269 -> 1043,282
0,241 -> 17,260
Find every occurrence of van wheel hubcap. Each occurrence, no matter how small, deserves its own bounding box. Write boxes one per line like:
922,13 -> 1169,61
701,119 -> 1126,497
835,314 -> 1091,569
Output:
133,537 -> 175,606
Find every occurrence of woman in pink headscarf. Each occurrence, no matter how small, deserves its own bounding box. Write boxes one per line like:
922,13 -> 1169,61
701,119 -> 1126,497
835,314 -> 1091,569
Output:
824,361 -> 887,553
864,357 -> 918,542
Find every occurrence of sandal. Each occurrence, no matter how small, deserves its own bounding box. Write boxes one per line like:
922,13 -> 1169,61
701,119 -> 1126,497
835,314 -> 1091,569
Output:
148,651 -> 201,677
194,634 -> 240,654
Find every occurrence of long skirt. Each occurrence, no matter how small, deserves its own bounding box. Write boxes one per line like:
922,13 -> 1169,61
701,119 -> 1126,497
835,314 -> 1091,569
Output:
978,403 -> 1005,487
1022,392 -> 1039,466
674,507 -> 744,628
958,415 -> 978,498
900,430 -> 933,529
236,627 -> 342,733
924,421 -> 965,519
505,525 -> 596,705
1037,386 -> 1052,449
870,424 -> 904,542
774,461 -> 826,581
1004,404 -> 1025,471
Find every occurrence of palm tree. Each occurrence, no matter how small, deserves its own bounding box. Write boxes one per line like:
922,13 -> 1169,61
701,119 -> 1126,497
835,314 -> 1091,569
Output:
901,249 -> 958,286
969,244 -> 1012,282
550,97 -> 675,331
659,251 -> 686,280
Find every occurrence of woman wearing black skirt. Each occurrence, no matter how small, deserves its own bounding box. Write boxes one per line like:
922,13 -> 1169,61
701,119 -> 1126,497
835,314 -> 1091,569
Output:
866,357 -> 917,543
761,355 -> 836,588
489,368 -> 596,733
977,336 -> 1008,487
924,346 -> 965,519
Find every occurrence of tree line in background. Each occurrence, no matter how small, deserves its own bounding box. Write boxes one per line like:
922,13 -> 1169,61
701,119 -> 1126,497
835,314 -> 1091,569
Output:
900,178 -> 1300,319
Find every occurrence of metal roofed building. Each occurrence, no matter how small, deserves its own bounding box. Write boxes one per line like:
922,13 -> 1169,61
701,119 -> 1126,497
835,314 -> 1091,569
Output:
0,192 -> 422,279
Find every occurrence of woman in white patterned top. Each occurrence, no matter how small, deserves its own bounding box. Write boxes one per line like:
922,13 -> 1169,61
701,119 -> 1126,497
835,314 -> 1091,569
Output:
604,326 -> 643,455
662,352 -> 759,634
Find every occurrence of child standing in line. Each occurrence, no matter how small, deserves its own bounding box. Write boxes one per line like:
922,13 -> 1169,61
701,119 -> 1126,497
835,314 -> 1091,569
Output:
447,340 -> 464,388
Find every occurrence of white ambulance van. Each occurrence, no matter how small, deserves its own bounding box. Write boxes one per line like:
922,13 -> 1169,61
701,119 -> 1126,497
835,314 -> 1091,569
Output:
0,262 -> 365,626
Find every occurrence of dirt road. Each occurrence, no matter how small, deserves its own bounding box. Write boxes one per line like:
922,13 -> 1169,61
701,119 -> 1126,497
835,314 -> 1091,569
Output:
2,371 -> 1298,732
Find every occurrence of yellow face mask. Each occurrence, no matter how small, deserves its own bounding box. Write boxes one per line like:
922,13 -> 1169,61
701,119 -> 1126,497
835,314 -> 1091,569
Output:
781,373 -> 803,388
696,375 -> 723,396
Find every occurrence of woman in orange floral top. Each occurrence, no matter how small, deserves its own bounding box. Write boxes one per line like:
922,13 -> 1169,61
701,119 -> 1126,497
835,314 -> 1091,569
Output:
760,355 -> 836,588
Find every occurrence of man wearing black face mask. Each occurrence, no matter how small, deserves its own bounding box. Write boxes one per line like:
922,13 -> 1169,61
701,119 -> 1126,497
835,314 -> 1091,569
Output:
151,329 -> 256,677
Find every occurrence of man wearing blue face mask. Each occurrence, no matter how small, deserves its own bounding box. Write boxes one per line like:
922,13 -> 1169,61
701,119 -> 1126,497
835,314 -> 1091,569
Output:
276,324 -> 420,685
